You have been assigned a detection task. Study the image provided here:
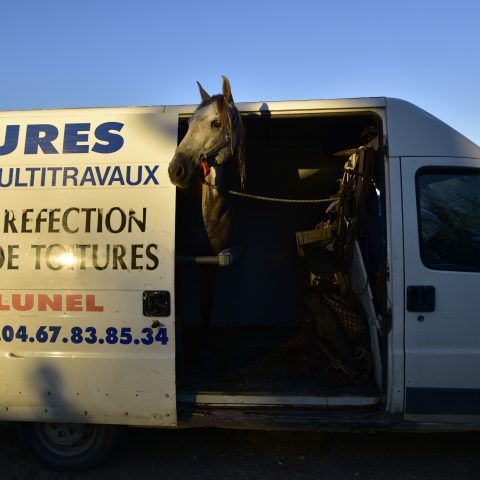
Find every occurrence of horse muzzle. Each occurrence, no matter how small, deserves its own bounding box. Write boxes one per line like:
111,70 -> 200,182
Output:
168,153 -> 196,188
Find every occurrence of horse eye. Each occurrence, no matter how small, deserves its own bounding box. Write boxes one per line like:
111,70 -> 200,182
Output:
211,120 -> 221,128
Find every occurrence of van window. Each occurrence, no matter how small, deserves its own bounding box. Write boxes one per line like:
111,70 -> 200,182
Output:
417,168 -> 480,271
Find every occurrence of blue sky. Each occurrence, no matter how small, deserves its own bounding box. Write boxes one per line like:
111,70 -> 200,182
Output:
1,0 -> 479,144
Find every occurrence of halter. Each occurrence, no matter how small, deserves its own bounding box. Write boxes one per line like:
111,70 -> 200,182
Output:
199,143 -> 228,177
199,105 -> 236,178
201,154 -> 220,177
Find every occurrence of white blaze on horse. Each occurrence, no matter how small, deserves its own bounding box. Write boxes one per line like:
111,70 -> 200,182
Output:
168,76 -> 245,255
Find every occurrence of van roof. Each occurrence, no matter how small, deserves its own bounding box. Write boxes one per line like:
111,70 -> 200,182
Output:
169,97 -> 480,159
384,98 -> 480,159
1,97 -> 479,159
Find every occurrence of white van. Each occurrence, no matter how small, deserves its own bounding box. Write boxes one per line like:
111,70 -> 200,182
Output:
1,97 -> 479,469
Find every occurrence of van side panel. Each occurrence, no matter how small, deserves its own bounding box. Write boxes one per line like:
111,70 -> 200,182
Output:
402,156 -> 480,419
0,108 -> 178,426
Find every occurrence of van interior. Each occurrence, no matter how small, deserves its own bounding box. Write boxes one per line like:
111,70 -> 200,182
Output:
174,110 -> 386,419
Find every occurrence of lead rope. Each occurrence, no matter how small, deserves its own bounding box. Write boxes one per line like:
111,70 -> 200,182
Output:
201,180 -> 336,204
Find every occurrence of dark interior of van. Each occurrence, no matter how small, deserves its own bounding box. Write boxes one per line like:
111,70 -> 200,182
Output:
174,110 -> 386,411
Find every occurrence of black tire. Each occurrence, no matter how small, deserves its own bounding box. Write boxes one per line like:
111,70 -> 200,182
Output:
17,421 -> 118,471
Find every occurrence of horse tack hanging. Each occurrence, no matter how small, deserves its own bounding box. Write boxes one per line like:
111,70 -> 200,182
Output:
336,147 -> 376,264
293,145 -> 377,275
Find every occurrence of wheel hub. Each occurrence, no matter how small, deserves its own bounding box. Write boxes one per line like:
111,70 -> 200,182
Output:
44,423 -> 85,446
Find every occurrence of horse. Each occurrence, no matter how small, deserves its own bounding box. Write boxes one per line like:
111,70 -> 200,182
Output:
168,76 -> 246,364
168,75 -> 245,254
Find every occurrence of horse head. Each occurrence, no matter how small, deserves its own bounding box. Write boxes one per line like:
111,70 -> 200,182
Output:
168,76 -> 245,191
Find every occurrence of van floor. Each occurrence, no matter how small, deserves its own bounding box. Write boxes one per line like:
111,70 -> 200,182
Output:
178,326 -> 376,395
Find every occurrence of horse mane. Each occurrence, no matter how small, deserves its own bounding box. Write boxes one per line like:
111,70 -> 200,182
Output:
196,95 -> 246,191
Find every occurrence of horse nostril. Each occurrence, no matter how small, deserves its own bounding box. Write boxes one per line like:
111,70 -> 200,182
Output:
175,165 -> 185,180
169,164 -> 185,181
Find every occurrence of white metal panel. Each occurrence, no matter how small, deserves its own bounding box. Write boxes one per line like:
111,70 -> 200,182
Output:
350,242 -> 382,387
386,98 -> 480,158
0,107 -> 178,426
384,157 -> 406,414
402,156 -> 480,417
166,97 -> 387,117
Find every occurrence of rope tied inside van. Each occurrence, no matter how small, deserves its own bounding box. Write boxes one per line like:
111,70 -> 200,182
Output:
201,181 -> 336,204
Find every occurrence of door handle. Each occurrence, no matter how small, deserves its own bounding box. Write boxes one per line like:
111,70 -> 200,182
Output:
407,286 -> 435,312
143,291 -> 170,317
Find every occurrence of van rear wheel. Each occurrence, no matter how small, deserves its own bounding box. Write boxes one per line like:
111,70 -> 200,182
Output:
17,421 -> 118,471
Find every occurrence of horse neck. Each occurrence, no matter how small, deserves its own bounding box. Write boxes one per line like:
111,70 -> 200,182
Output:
201,166 -> 232,255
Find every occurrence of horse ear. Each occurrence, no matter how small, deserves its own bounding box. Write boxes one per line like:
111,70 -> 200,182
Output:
222,75 -> 234,104
197,81 -> 211,103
